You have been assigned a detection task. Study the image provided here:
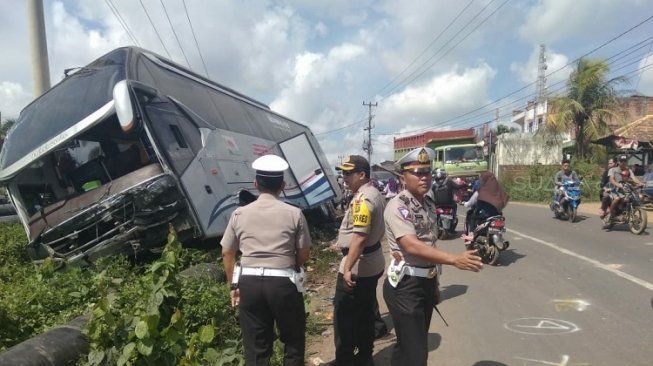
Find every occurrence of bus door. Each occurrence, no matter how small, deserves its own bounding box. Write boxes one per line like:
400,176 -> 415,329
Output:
278,133 -> 336,208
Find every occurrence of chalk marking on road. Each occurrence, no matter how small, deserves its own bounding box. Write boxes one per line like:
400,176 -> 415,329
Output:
505,317 -> 579,335
514,354 -> 589,366
553,299 -> 590,312
508,228 -> 653,291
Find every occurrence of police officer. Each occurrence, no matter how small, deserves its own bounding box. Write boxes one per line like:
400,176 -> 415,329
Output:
383,147 -> 483,366
333,155 -> 386,366
221,154 -> 311,366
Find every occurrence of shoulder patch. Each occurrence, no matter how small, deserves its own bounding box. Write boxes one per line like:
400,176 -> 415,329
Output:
398,207 -> 412,221
352,197 -> 371,226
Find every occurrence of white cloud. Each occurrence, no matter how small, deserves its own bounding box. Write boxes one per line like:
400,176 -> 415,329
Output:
510,45 -> 572,88
0,82 -> 33,119
518,0 -> 644,44
636,52 -> 653,95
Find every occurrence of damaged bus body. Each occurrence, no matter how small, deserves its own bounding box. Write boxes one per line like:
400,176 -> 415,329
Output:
0,47 -> 340,265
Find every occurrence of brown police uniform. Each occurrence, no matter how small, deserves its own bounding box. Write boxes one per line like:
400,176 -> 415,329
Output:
333,181 -> 386,365
221,192 -> 311,366
382,148 -> 441,366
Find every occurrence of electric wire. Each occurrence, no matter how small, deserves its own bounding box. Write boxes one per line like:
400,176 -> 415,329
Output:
138,0 -> 172,59
182,0 -> 211,78
104,0 -> 140,46
159,0 -> 191,68
375,0 -> 476,96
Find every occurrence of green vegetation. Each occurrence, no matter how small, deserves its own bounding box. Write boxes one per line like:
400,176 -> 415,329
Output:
500,159 -> 603,203
0,220 -> 340,364
547,57 -> 627,159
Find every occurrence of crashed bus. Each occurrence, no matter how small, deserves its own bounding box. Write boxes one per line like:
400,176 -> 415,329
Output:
0,47 -> 340,265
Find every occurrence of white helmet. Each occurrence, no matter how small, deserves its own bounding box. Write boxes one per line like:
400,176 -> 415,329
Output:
434,168 -> 446,180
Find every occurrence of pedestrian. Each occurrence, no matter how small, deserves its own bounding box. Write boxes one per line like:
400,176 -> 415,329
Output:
599,157 -> 617,218
383,147 -> 484,366
333,155 -> 386,366
383,176 -> 399,201
221,154 -> 311,366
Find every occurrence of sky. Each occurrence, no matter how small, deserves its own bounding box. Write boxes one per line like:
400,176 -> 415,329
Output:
1,0 -> 653,166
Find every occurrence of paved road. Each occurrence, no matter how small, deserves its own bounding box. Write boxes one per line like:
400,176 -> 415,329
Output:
368,203 -> 653,366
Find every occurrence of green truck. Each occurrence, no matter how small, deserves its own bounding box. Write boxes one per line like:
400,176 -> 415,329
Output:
432,143 -> 487,181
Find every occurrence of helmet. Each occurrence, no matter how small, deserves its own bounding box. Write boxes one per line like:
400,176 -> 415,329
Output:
434,168 -> 446,180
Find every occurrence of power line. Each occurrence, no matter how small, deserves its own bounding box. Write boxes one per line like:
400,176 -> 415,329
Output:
375,0 -> 476,96
104,0 -> 140,46
373,15 -> 653,137
138,0 -> 172,59
159,0 -> 191,68
377,0 -> 508,102
182,0 -> 211,78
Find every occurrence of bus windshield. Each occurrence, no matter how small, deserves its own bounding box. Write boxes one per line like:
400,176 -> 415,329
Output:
445,146 -> 483,163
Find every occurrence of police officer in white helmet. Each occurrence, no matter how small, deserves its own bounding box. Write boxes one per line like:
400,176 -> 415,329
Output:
221,154 -> 311,366
383,147 -> 483,366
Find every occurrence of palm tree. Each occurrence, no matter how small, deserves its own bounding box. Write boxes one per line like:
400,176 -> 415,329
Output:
546,58 -> 626,159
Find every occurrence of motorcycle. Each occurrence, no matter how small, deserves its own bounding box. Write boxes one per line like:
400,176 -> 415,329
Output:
465,213 -> 509,265
550,180 -> 582,223
602,182 -> 648,235
434,204 -> 458,239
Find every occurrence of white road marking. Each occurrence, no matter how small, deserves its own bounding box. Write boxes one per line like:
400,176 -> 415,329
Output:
509,228 -> 653,291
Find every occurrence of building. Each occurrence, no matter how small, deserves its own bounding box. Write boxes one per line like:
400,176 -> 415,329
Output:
393,129 -> 476,160
511,100 -> 548,134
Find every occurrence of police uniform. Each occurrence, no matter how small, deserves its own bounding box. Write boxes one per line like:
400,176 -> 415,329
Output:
333,155 -> 385,366
220,155 -> 311,366
382,147 -> 440,366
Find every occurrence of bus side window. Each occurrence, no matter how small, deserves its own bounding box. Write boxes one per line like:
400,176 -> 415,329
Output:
436,150 -> 443,162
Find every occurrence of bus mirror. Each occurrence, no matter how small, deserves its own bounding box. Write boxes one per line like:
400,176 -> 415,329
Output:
113,80 -> 135,133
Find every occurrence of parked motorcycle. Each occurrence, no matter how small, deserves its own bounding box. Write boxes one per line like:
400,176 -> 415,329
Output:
550,180 -> 583,222
602,182 -> 648,235
434,204 -> 458,239
466,214 -> 509,265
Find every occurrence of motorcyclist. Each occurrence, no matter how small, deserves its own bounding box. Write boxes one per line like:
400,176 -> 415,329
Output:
553,159 -> 580,203
605,155 -> 643,223
431,168 -> 468,209
461,171 -> 509,244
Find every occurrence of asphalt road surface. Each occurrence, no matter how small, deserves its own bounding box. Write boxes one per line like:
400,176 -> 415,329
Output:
368,203 -> 653,366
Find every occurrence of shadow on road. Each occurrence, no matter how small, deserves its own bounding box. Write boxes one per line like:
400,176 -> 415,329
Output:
472,361 -> 508,366
496,249 -> 525,266
440,284 -> 468,302
372,333 -> 442,366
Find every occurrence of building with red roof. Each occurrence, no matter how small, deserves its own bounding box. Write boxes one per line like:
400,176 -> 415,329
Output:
393,128 -> 477,160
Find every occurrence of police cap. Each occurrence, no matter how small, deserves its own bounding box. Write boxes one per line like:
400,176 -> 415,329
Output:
336,155 -> 370,173
396,147 -> 435,173
252,154 -> 289,178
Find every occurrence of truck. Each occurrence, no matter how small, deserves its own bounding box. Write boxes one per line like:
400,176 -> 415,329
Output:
432,143 -> 487,186
0,47 -> 340,265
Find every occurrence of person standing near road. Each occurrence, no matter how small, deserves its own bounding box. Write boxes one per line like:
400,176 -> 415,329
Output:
221,154 -> 311,366
383,147 -> 484,366
333,155 -> 386,366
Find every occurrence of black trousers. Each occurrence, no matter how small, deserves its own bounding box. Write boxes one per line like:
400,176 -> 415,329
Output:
383,275 -> 438,366
333,272 -> 382,366
238,276 -> 305,366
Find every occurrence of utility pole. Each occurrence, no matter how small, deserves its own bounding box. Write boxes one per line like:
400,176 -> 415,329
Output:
28,0 -> 51,97
362,101 -> 377,163
536,44 -> 547,102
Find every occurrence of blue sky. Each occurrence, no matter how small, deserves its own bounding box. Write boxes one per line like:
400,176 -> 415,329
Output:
1,0 -> 652,165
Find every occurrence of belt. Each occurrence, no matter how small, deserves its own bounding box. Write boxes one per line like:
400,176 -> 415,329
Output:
241,267 -> 295,277
341,241 -> 381,256
404,265 -> 438,279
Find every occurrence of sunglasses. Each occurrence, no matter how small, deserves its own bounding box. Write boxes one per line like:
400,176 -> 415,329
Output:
342,170 -> 359,176
406,170 -> 431,177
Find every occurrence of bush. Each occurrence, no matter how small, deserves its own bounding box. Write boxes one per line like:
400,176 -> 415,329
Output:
500,161 -> 602,203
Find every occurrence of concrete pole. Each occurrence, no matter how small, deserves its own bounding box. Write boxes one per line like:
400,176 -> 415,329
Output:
27,0 -> 51,97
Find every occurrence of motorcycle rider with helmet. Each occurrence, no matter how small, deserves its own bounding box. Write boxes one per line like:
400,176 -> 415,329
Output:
605,155 -> 643,224
431,168 -> 468,216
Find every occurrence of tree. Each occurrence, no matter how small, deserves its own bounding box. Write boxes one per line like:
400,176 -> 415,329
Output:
0,118 -> 15,138
493,124 -> 518,136
546,58 -> 626,160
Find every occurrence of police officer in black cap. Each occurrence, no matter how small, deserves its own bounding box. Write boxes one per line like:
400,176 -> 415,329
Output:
221,154 -> 312,366
383,147 -> 483,366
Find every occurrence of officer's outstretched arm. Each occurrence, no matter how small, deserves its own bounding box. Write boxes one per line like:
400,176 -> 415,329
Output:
397,234 -> 483,272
